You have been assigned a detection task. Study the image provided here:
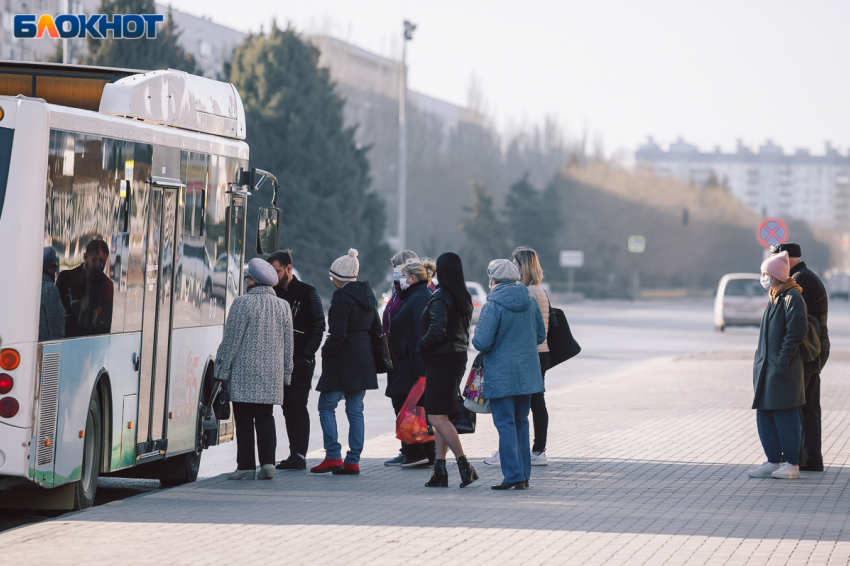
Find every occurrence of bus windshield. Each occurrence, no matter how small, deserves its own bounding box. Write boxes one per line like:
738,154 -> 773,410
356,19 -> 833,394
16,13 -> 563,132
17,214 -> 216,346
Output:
0,127 -> 14,222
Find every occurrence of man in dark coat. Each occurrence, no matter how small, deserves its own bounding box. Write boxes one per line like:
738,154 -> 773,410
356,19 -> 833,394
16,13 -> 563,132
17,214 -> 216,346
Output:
268,250 -> 326,471
771,242 -> 829,471
55,239 -> 114,337
312,249 -> 381,476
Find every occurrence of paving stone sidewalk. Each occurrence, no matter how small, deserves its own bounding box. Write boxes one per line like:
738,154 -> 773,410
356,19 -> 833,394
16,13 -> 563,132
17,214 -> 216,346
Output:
2,353 -> 850,565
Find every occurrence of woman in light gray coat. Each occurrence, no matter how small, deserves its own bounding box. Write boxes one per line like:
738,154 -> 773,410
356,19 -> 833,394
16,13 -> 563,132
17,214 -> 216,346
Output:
749,251 -> 807,481
215,258 -> 293,480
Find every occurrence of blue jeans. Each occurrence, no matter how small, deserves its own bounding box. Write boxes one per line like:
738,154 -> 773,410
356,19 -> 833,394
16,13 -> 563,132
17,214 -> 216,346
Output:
757,408 -> 802,466
490,395 -> 532,483
318,390 -> 366,464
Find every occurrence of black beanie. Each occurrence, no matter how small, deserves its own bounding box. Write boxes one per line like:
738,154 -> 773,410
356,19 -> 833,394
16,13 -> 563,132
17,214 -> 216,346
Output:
770,243 -> 802,258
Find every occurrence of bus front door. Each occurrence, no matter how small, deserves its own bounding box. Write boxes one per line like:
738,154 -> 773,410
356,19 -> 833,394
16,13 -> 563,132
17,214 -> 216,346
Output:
136,179 -> 183,461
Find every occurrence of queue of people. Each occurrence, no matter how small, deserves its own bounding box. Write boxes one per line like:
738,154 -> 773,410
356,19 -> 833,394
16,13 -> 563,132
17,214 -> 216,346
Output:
215,239 -> 830,487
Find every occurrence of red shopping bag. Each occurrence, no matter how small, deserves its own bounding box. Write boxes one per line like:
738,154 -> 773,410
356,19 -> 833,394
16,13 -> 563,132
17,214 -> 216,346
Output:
395,376 -> 434,444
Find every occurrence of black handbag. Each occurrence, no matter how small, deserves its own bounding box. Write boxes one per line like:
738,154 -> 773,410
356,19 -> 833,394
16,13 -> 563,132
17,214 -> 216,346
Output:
547,304 -> 581,369
370,311 -> 393,374
212,381 -> 231,420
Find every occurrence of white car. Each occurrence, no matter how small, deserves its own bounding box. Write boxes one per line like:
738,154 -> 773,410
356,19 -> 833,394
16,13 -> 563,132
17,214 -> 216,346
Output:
714,273 -> 768,331
466,281 -> 488,323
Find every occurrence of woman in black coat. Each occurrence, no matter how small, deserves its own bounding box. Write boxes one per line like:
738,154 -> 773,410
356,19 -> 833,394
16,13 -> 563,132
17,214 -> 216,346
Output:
314,249 -> 382,476
419,252 -> 478,488
385,261 -> 436,468
749,251 -> 807,480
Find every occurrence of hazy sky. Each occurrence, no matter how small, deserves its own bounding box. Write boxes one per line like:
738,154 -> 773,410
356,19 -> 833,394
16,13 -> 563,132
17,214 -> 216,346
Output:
167,0 -> 850,158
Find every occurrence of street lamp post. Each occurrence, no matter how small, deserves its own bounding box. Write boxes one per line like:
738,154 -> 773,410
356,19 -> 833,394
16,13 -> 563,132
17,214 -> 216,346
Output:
397,20 -> 416,251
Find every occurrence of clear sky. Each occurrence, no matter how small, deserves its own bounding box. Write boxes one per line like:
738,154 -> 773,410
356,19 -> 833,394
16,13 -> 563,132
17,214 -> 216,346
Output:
167,0 -> 850,158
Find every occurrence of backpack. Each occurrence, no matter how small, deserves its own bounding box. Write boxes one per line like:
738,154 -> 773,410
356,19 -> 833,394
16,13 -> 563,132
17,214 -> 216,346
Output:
800,315 -> 821,364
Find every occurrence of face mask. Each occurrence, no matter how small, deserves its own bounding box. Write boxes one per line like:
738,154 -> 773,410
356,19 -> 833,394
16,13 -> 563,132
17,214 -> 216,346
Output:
393,267 -> 402,281
399,277 -> 411,291
760,275 -> 772,290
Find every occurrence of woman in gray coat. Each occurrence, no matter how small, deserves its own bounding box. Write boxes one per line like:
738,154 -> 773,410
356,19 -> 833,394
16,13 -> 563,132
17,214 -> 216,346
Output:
749,251 -> 807,480
215,259 -> 293,480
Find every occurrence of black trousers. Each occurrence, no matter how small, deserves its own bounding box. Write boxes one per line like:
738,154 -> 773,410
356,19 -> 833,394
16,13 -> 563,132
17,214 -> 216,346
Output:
232,401 -> 277,470
391,394 -> 436,463
531,352 -> 550,454
282,366 -> 313,458
799,372 -> 822,467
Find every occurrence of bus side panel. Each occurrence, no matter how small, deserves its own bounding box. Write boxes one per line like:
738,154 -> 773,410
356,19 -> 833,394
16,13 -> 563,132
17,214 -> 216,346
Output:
52,333 -> 141,486
166,325 -> 223,454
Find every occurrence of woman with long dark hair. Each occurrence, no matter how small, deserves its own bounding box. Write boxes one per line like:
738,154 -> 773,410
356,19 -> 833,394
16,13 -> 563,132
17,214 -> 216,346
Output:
418,252 -> 478,487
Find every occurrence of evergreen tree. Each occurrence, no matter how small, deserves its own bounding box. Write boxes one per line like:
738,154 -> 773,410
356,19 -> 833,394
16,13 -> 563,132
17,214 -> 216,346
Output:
460,182 -> 510,284
504,173 -> 560,274
229,25 -> 390,295
83,0 -> 196,73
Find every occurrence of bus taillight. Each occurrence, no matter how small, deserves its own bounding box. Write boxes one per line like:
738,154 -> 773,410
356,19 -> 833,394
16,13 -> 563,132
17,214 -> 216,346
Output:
0,397 -> 19,418
0,374 -> 11,394
0,349 -> 20,371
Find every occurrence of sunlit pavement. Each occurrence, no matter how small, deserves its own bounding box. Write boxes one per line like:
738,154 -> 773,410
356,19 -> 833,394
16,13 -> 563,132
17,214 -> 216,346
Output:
3,298 -> 850,564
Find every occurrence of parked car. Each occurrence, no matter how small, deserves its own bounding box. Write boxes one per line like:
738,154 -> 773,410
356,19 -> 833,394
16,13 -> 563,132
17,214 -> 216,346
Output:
826,270 -> 850,300
714,273 -> 767,331
466,281 -> 488,323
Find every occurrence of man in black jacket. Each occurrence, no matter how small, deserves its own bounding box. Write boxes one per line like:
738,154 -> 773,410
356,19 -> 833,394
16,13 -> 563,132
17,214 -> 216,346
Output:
268,250 -> 326,470
771,243 -> 829,471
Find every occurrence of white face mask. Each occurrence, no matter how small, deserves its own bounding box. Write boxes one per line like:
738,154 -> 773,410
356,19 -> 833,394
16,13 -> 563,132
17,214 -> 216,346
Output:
393,267 -> 402,281
760,275 -> 772,290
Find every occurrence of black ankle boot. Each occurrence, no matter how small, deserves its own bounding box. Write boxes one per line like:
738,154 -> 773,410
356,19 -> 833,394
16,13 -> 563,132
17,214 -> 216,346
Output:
425,459 -> 448,487
457,455 -> 478,488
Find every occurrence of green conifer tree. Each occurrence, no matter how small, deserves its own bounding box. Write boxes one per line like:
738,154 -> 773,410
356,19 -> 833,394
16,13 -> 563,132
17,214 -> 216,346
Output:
460,182 -> 510,284
229,24 -> 390,295
82,0 -> 196,73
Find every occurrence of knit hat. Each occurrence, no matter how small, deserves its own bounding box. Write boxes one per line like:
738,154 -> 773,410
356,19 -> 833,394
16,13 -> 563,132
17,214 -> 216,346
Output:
487,259 -> 521,283
770,242 -> 802,258
761,251 -> 790,282
244,258 -> 279,286
330,248 -> 359,282
43,246 -> 59,272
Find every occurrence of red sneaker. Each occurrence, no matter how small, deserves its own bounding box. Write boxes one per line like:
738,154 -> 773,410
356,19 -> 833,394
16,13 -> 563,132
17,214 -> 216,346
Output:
310,458 -> 344,473
332,463 -> 360,475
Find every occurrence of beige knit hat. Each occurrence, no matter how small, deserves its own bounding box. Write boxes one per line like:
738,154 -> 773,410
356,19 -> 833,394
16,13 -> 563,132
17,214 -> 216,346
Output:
330,248 -> 360,282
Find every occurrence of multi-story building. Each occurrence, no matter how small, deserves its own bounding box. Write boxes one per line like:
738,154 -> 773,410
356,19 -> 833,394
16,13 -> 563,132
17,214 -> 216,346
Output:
636,137 -> 850,230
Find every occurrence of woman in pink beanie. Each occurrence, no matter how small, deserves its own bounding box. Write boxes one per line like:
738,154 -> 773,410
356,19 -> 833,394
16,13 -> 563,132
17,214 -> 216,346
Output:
749,251 -> 808,480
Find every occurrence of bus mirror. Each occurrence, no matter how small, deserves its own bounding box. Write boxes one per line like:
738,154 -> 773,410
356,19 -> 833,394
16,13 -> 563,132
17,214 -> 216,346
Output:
256,206 -> 281,255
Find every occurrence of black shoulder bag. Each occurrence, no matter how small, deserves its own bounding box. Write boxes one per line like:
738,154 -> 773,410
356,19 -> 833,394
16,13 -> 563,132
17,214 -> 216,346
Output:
370,310 -> 393,374
544,291 -> 581,369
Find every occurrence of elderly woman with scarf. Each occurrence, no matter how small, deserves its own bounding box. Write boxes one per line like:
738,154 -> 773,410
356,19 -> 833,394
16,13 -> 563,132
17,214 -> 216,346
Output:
749,251 -> 807,480
216,259 -> 294,480
472,259 -> 545,490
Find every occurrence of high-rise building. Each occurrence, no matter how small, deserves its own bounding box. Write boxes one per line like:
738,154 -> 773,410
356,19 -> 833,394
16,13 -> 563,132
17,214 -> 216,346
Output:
636,137 -> 850,230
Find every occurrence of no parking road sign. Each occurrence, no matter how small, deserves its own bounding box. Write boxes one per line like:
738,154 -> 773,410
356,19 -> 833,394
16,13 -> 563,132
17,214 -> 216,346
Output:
757,218 -> 788,248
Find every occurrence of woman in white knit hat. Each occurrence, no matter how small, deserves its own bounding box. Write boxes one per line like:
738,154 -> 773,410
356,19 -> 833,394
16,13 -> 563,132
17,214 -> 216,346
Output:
312,249 -> 382,476
749,251 -> 807,480
215,258 -> 293,480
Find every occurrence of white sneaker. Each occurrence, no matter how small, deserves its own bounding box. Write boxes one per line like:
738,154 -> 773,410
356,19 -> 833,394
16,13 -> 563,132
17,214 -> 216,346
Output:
772,462 -> 800,479
748,462 -> 780,478
484,450 -> 500,466
531,451 -> 548,466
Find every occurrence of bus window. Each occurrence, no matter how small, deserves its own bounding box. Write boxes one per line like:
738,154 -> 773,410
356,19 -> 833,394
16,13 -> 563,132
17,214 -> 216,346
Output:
173,151 -> 207,329
0,127 -> 13,222
201,155 -> 228,325
123,143 -> 152,332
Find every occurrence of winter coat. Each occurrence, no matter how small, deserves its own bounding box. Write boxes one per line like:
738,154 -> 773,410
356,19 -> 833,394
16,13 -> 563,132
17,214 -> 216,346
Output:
418,288 -> 472,357
214,286 -> 293,404
527,284 -> 550,352
790,261 -> 830,372
273,275 -> 326,375
752,289 -> 807,411
386,281 -> 432,396
318,280 -> 381,393
382,281 -> 403,334
472,282 -> 545,399
39,273 -> 65,341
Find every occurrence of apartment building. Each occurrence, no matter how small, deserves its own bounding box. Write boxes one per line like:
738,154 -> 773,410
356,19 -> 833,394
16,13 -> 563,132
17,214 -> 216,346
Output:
636,137 -> 850,230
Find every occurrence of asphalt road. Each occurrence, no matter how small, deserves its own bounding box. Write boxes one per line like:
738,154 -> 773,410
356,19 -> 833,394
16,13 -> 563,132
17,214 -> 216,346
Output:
4,296 -> 849,533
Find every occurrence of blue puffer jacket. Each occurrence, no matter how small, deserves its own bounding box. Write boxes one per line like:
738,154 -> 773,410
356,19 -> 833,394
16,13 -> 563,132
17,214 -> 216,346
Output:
472,282 -> 545,399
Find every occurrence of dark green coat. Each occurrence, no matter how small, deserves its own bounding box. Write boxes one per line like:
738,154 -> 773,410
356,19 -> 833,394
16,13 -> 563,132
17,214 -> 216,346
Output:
752,289 -> 807,410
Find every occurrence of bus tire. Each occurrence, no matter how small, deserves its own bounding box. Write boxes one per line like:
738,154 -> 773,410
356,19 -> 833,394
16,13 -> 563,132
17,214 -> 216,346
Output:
159,401 -> 204,486
73,390 -> 102,510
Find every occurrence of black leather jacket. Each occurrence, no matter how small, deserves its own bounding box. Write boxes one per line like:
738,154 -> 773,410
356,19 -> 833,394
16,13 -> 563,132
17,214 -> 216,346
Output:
418,288 -> 471,355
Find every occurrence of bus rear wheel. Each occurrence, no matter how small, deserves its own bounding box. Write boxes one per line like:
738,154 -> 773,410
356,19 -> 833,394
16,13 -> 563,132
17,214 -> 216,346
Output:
159,401 -> 204,486
73,390 -> 102,510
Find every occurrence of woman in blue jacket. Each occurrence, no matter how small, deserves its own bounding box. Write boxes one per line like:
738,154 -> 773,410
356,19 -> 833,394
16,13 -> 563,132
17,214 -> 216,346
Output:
472,259 -> 545,490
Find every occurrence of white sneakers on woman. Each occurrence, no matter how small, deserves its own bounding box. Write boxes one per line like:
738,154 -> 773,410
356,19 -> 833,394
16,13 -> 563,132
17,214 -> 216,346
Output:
226,464 -> 275,480
747,461 -> 799,479
483,450 -> 549,466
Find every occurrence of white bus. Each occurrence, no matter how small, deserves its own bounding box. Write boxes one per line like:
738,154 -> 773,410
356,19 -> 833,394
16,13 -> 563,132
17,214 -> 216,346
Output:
0,63 -> 279,510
